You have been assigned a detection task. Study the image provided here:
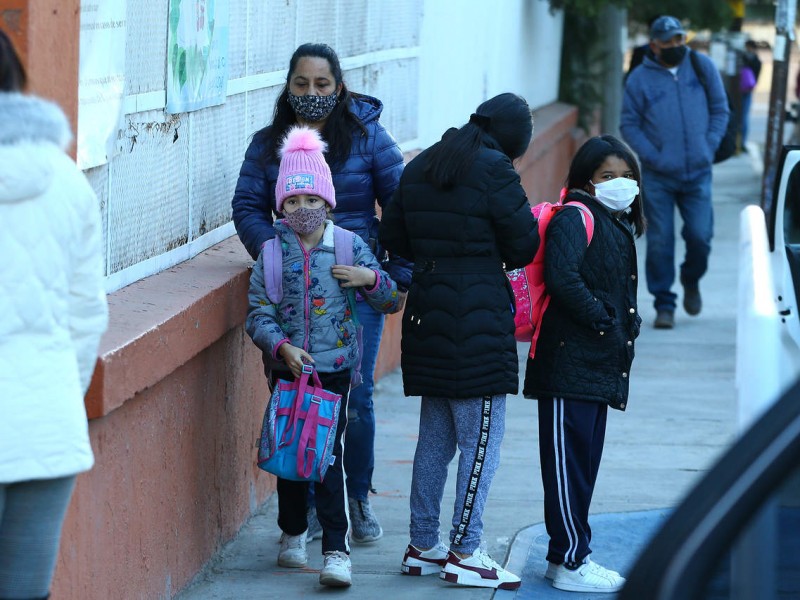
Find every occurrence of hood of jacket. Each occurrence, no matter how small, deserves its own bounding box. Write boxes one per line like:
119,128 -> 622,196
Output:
349,93 -> 383,125
0,92 -> 72,205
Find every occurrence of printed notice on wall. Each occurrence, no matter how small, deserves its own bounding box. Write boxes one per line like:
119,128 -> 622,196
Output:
77,2 -> 126,170
166,0 -> 229,114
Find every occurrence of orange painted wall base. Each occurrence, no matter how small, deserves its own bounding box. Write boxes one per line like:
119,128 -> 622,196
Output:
53,328 -> 273,599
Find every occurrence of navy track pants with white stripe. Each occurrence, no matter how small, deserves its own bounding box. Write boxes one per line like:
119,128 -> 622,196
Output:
538,397 -> 607,566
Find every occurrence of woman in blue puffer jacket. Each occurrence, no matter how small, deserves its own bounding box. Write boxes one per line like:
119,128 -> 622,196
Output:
232,42 -> 408,544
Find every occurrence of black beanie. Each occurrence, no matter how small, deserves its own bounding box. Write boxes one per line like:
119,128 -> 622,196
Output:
473,93 -> 533,160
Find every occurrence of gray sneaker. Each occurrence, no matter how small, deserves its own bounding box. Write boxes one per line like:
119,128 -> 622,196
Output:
348,497 -> 383,543
306,506 -> 323,542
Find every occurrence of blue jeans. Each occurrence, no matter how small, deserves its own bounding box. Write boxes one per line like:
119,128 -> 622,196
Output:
741,91 -> 753,146
344,301 -> 385,500
642,168 -> 714,311
0,476 -> 77,599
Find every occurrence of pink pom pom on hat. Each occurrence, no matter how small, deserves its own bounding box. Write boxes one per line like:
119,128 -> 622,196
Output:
275,125 -> 336,211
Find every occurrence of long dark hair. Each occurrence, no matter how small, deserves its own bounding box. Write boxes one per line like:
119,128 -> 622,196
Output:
565,135 -> 647,237
424,92 -> 532,189
0,29 -> 26,92
259,43 -> 366,167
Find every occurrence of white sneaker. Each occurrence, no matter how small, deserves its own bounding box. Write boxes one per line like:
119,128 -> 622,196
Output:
440,547 -> 521,590
277,532 -> 308,568
401,540 -> 449,576
319,550 -> 352,587
546,558 -> 622,580
550,558 -> 625,593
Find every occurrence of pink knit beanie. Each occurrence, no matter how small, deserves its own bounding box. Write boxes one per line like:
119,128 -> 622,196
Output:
275,126 -> 336,211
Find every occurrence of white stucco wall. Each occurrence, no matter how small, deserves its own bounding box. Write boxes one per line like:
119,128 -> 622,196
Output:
417,0 -> 564,147
88,0 -> 564,290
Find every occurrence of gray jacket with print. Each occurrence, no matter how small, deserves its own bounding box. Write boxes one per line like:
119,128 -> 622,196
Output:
246,220 -> 398,375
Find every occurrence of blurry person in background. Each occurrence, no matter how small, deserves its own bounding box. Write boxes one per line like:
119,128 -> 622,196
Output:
0,28 -> 108,600
621,15 -> 728,329
739,39 -> 761,149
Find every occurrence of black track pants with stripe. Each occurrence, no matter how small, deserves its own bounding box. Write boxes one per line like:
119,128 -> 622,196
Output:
538,397 -> 607,566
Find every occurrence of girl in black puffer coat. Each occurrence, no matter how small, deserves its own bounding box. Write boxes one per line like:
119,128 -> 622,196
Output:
523,135 -> 646,593
380,93 -> 538,590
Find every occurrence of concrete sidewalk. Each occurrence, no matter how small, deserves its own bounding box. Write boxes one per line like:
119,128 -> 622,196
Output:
176,150 -> 759,600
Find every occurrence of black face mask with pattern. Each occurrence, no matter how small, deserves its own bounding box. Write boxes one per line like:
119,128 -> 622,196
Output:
659,45 -> 687,67
288,92 -> 339,122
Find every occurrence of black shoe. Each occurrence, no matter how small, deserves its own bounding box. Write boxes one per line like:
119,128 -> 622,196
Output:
682,281 -> 702,316
654,310 -> 675,329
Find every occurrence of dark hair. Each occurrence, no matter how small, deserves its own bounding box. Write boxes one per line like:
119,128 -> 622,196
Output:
259,43 -> 365,167
565,135 -> 646,237
0,28 -> 27,92
424,92 -> 532,189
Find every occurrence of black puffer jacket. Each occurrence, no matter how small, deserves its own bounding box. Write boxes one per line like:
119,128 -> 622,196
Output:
379,132 -> 538,398
523,191 -> 641,410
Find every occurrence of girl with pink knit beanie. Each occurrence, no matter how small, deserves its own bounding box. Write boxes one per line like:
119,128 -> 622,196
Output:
245,125 -> 399,588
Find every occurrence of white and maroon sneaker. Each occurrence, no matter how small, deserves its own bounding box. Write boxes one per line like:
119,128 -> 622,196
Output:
440,547 -> 521,590
401,540 -> 449,575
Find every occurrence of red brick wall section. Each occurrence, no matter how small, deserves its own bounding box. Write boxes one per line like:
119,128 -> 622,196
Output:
517,102 -> 580,204
0,1 -> 28,65
5,0 -> 80,156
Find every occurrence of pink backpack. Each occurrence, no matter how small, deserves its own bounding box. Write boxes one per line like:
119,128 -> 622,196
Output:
508,198 -> 594,358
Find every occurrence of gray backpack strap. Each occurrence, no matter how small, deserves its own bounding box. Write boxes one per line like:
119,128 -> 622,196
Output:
262,237 -> 284,304
333,225 -> 355,266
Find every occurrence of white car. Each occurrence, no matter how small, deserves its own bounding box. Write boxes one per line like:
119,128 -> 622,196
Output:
619,147 -> 800,600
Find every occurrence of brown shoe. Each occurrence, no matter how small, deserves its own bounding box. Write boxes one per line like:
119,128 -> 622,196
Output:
654,310 -> 675,329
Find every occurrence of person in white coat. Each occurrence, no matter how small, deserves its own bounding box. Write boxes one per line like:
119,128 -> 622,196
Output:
0,30 -> 108,600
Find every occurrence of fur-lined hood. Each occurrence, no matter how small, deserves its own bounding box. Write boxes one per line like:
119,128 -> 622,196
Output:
0,92 -> 72,148
0,92 -> 73,204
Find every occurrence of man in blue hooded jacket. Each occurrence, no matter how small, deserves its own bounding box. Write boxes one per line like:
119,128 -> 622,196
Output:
621,15 -> 729,329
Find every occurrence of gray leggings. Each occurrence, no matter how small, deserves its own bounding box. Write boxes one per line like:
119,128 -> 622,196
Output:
0,476 -> 76,600
409,395 -> 506,554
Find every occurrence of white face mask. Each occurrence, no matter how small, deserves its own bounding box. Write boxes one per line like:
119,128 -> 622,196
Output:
591,177 -> 639,211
